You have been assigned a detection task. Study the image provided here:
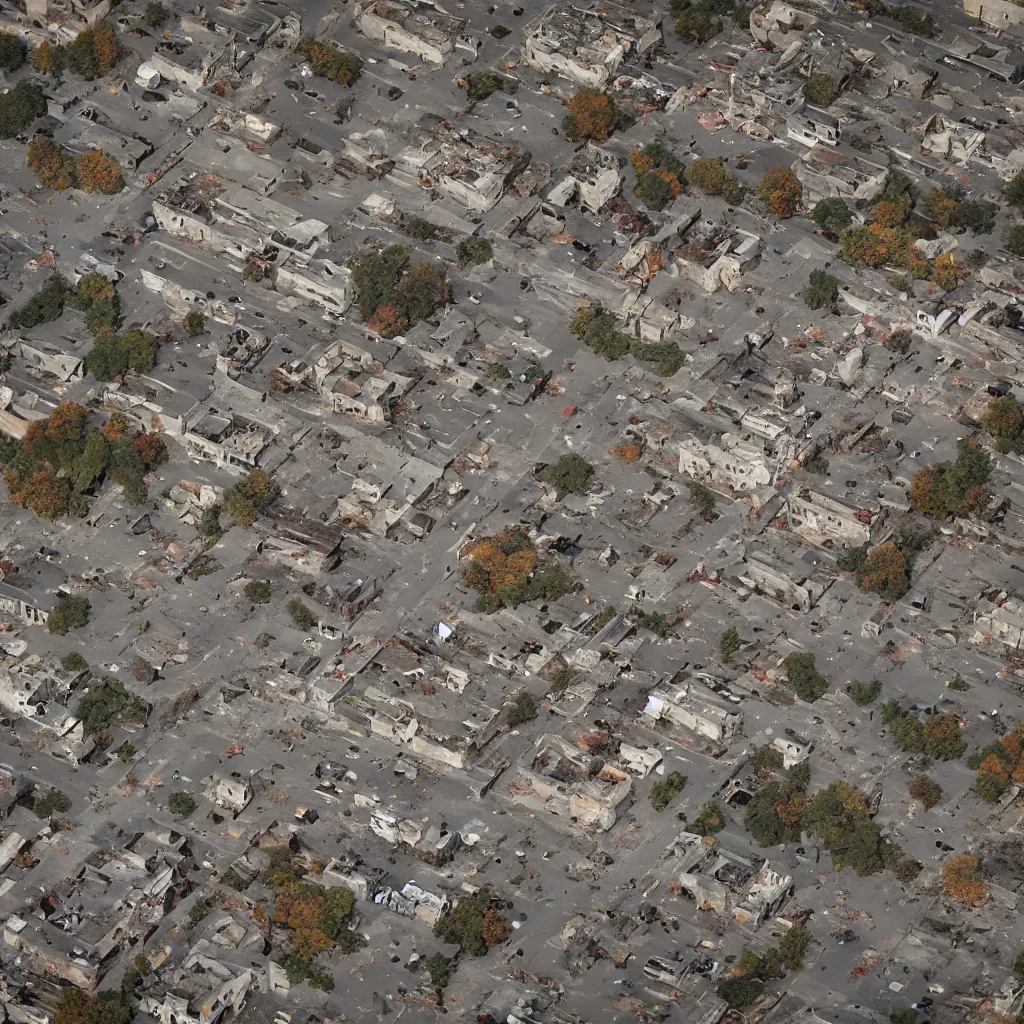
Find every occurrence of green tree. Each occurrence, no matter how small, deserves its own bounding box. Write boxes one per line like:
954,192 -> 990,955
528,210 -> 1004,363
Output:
75,677 -> 149,734
189,899 -> 210,924
1007,170 -> 1024,209
689,801 -> 727,836
784,652 -> 828,702
975,771 -> 1010,803
778,925 -> 812,969
1007,226 -> 1024,258
634,170 -> 678,211
288,598 -> 317,631
456,236 -> 493,267
223,470 -> 279,527
435,889 -> 505,957
538,454 -> 594,500
893,858 -> 922,883
744,781 -> 803,847
803,780 -> 900,875
892,715 -> 925,753
688,481 -> 717,517
48,595 -> 91,635
168,791 -> 197,816
812,197 -> 853,238
144,1 -> 168,25
953,199 -> 997,235
907,774 -> 942,809
184,311 -> 206,336
650,771 -> 687,811
803,72 -> 836,106
8,272 -> 69,329
507,689 -> 537,727
52,989 -> 132,1024
0,81 -> 46,140
909,440 -> 991,519
61,652 -> 89,673
195,505 -> 221,541
244,579 -> 272,604
88,334 -> 129,381
0,32 -> 25,72
34,788 -> 72,817
847,679 -> 882,707
717,976 -> 763,1008
638,610 -> 671,637
464,71 -> 505,102
424,953 -> 453,1000
720,626 -> 742,663
684,156 -> 727,195
406,217 -> 439,241
294,38 -> 362,86
803,269 -> 839,310
677,7 -> 722,41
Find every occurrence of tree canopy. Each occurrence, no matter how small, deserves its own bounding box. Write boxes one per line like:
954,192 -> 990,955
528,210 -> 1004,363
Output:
909,440 -> 991,519
1,403 -> 167,520
351,246 -> 449,338
538,454 -> 594,500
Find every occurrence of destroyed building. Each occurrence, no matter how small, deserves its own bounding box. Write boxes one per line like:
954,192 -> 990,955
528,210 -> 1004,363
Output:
523,3 -> 661,88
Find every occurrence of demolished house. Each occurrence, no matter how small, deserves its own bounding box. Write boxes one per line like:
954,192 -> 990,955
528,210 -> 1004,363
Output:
506,734 -> 632,831
679,433 -> 774,493
523,2 -> 662,88
784,488 -> 876,548
668,215 -> 763,294
641,676 -> 743,748
794,144 -> 889,206
390,115 -> 532,213
354,0 -> 468,64
672,831 -> 794,927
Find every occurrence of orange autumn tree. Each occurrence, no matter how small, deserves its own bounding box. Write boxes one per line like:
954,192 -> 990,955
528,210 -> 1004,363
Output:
101,410 -> 131,441
132,432 -> 168,466
564,88 -> 618,142
613,442 -> 643,463
32,40 -> 55,73
974,723 -> 1024,801
462,526 -> 537,594
75,149 -> 123,194
273,889 -> 334,958
755,165 -> 802,219
365,303 -> 408,339
872,200 -> 908,228
629,149 -> 654,175
27,136 -> 74,190
481,908 -> 511,946
773,788 -> 805,826
842,226 -> 888,267
262,848 -> 357,961
654,168 -> 681,197
4,401 -> 167,520
932,252 -> 964,292
941,854 -> 988,907
90,21 -> 119,76
922,187 -> 958,229
856,542 -> 907,601
6,468 -> 69,520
